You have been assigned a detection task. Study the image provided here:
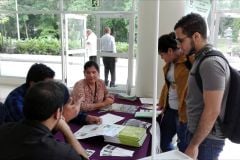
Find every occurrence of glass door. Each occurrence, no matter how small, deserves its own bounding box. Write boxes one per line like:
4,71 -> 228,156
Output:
95,13 -> 135,94
213,12 -> 240,70
64,14 -> 86,87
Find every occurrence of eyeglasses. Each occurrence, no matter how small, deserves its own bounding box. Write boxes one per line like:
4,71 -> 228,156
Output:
176,36 -> 188,44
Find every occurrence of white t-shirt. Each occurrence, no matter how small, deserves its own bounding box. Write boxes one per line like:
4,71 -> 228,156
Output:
86,32 -> 97,56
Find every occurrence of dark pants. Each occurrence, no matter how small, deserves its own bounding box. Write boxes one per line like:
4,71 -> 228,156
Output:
0,102 -> 4,125
159,107 -> 188,152
186,131 -> 225,160
102,57 -> 116,86
89,56 -> 97,63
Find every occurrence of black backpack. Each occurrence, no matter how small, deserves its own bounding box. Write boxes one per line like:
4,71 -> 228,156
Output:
194,49 -> 240,143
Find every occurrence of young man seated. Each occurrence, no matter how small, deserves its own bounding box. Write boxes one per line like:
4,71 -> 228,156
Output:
0,81 -> 89,160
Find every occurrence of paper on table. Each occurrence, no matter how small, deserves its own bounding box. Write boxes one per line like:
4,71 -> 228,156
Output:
74,124 -> 125,139
140,98 -> 159,104
138,150 -> 192,160
100,144 -> 134,157
86,149 -> 95,158
74,124 -> 101,139
100,113 -> 125,124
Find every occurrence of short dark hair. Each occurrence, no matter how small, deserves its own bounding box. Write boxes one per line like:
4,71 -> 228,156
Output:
84,61 -> 99,73
23,81 -> 69,121
174,13 -> 207,39
26,63 -> 55,87
158,32 -> 178,53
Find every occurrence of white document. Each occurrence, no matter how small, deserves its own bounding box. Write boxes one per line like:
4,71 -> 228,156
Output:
140,98 -> 159,104
85,149 -> 95,158
101,124 -> 125,137
74,124 -> 125,139
138,150 -> 192,160
74,124 -> 101,139
100,144 -> 134,157
100,113 -> 124,124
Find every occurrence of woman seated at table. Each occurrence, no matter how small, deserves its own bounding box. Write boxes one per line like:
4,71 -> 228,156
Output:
72,61 -> 114,111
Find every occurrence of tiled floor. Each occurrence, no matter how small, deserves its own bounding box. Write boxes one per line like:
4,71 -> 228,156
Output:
0,84 -> 240,159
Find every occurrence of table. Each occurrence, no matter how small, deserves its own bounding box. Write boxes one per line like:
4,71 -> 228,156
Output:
56,97 -> 152,160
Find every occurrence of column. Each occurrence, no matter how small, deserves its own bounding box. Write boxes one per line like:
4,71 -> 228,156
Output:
135,0 -> 185,97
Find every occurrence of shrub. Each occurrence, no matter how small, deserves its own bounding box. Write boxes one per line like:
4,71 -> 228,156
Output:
16,38 -> 60,55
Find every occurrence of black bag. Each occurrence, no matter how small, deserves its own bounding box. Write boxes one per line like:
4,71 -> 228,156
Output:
194,50 -> 240,143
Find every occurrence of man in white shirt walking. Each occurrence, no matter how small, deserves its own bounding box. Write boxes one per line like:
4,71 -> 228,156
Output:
86,29 -> 97,62
100,27 -> 117,87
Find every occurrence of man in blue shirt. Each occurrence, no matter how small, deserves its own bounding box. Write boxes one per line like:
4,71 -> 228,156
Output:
3,63 -> 100,124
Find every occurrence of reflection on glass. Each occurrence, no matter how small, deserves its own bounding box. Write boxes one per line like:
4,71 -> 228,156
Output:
216,16 -> 240,70
64,0 -> 133,12
68,18 -> 85,50
0,0 -> 59,12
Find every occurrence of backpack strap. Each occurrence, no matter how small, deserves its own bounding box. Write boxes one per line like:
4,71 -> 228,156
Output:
195,50 -> 229,93
184,55 -> 192,70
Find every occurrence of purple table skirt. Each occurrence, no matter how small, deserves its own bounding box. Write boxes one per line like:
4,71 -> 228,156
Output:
55,97 -> 152,160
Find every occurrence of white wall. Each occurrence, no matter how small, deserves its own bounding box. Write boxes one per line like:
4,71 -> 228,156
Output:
135,0 -> 185,97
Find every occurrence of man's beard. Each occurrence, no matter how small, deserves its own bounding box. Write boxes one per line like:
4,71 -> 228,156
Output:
188,39 -> 196,55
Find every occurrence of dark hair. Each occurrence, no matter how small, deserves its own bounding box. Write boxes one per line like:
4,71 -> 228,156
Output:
158,32 -> 178,53
174,13 -> 207,39
84,61 -> 99,73
23,81 -> 69,121
26,63 -> 55,87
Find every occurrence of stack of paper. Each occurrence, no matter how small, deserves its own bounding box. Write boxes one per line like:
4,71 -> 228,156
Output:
104,125 -> 147,147
140,98 -> 159,104
135,109 -> 162,118
116,93 -> 137,101
102,103 -> 139,114
100,144 -> 134,157
123,118 -> 151,129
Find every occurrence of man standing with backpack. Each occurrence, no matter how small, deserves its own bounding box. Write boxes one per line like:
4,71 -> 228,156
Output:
174,13 -> 230,160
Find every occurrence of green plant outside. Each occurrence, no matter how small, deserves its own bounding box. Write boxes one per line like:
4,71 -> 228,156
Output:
14,37 -> 131,55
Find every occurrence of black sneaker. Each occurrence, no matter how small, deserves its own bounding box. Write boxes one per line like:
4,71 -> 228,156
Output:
105,81 -> 109,86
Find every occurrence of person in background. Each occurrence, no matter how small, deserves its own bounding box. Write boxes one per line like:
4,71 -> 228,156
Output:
174,13 -> 230,160
3,63 -> 101,124
0,81 -> 88,160
100,26 -> 117,87
72,61 -> 114,111
86,29 -> 97,62
158,32 -> 191,153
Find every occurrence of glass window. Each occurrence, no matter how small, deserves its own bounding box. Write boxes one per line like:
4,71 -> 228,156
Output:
215,16 -> 240,70
216,0 -> 240,11
0,0 -> 60,12
64,0 -> 133,12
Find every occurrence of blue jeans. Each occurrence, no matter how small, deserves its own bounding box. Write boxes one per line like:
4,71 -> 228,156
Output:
186,131 -> 225,160
159,107 -> 187,152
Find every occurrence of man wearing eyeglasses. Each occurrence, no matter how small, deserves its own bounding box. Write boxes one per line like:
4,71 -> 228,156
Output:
174,13 -> 230,160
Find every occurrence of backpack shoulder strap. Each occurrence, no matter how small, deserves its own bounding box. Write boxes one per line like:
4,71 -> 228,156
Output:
184,55 -> 192,70
195,50 -> 229,93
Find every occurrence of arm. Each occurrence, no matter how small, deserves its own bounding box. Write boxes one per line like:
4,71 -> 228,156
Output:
56,118 -> 89,160
63,97 -> 83,122
185,90 -> 224,159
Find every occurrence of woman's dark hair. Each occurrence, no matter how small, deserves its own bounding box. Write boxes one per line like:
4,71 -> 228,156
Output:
84,61 -> 100,73
158,32 -> 178,54
23,81 -> 69,121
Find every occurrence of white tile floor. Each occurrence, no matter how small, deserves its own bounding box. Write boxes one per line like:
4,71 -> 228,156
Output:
0,84 -> 240,159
